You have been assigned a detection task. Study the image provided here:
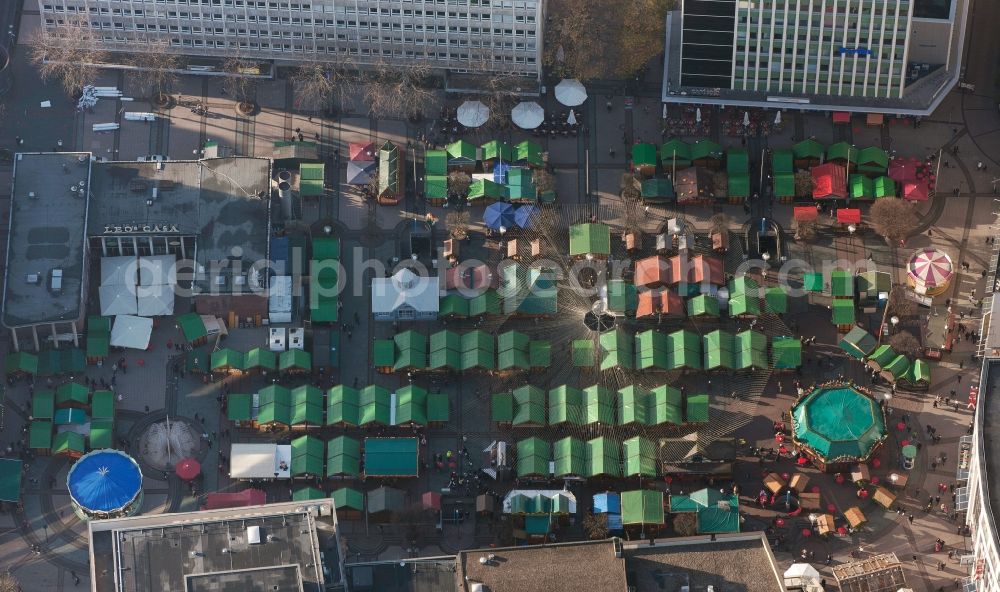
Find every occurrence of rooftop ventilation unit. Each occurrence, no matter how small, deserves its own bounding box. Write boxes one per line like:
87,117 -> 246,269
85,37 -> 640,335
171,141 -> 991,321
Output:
247,526 -> 262,544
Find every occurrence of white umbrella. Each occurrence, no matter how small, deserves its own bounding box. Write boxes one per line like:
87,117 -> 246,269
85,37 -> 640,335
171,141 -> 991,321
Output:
511,101 -> 545,129
567,110 -> 577,125
743,111 -> 751,126
554,79 -> 587,106
456,100 -> 489,128
696,107 -> 702,123
774,110 -> 782,125
662,104 -> 667,119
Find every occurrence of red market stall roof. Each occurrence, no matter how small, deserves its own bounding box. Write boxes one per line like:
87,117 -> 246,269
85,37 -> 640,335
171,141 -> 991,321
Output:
866,113 -> 884,126
794,206 -> 819,222
903,182 -> 930,202
832,112 -> 851,123
888,156 -> 920,184
202,488 -> 266,510
812,163 -> 847,199
349,142 -> 376,161
175,458 -> 201,481
837,209 -> 862,224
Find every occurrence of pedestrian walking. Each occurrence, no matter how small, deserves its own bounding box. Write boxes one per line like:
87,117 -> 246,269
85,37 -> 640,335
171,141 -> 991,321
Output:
907,514 -> 914,524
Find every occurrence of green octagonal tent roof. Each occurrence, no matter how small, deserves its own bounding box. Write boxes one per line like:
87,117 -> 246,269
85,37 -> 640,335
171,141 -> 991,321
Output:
792,386 -> 887,463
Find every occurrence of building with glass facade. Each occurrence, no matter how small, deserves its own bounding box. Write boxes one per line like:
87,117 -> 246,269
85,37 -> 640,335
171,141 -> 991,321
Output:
663,0 -> 969,114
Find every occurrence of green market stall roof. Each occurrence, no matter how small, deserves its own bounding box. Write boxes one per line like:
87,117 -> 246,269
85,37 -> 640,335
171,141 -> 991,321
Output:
481,140 -> 513,162
56,382 -> 89,407
874,175 -> 896,198
599,328 -> 634,371
623,436 -> 658,477
771,337 -> 802,369
327,435 -> 361,478
881,354 -> 911,381
850,174 -> 873,199
425,149 -> 447,175
55,407 -> 88,425
669,488 -> 740,534
359,385 -> 391,426
830,270 -> 853,297
572,340 -> 595,367
660,139 -> 691,163
211,348 -> 245,372
690,139 -> 722,160
491,392 -> 514,423
293,487 -> 326,501
608,280 -> 638,314
514,140 -> 544,167
29,420 -> 52,449
858,146 -> 889,169
583,386 -> 615,425
52,431 -> 85,456
298,162 -> 325,197
703,330 -> 735,371
687,294 -> 720,317
839,326 -> 877,359
290,435 -> 324,477
792,138 -> 824,160
831,299 -> 856,325
765,286 -> 789,313
804,272 -> 824,292
177,312 -> 207,342
773,172 -> 796,197
244,347 -> 277,371
331,487 -> 365,512
516,437 -> 550,477
726,149 -> 749,174
279,349 -> 312,372
641,178 -> 675,201
569,223 -> 611,257
5,351 -> 38,375
32,390 -> 55,419
632,143 -> 658,167
728,173 -> 750,198
827,142 -> 859,163
621,489 -> 665,525
291,385 -> 324,426
792,385 -> 887,464
513,385 -> 547,426
772,149 -> 793,174
0,458 -> 23,502
327,385 -> 360,426
227,393 -> 253,422
257,385 -> 292,426
734,330 -> 767,370
446,139 -> 477,164
91,389 -> 115,419
903,358 -> 931,385
364,437 -> 419,477
89,419 -> 113,449
686,393 -> 709,423
549,385 -> 584,426
867,344 -> 897,370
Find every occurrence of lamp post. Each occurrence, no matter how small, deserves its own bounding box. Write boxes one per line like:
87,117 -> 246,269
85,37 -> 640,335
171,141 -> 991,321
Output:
890,315 -> 899,334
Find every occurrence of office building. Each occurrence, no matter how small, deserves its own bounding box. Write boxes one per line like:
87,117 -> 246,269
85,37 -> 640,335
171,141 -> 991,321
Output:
36,0 -> 545,83
663,0 -> 970,114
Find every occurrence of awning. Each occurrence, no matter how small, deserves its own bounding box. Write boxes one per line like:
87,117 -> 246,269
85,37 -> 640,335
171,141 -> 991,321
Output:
837,208 -> 862,224
110,315 -> 153,350
793,206 -> 818,222
866,113 -> 884,126
832,112 -> 851,123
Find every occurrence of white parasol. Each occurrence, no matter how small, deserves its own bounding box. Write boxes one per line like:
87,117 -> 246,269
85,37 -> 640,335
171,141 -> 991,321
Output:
511,101 -> 545,129
554,79 -> 587,106
567,110 -> 577,125
456,100 -> 490,128
662,104 -> 668,119
774,110 -> 782,125
696,107 -> 702,123
743,111 -> 751,126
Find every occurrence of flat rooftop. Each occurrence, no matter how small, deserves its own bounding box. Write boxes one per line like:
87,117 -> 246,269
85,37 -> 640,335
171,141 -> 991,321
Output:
456,540 -> 628,592
2,152 -> 91,328
88,158 -> 272,293
980,359 -> 1000,553
88,500 -> 339,592
345,558 -> 459,592
623,533 -> 784,592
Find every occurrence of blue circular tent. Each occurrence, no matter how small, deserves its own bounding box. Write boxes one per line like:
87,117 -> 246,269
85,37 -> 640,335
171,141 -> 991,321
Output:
68,450 -> 143,519
484,203 -> 515,230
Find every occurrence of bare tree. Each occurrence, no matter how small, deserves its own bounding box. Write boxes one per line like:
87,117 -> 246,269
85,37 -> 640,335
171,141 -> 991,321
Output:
709,213 -> 731,235
545,0 -> 670,80
794,219 -> 818,242
673,512 -> 697,537
888,286 -> 919,318
222,54 -> 259,108
870,198 -> 917,246
448,171 -> 472,199
794,171 -> 813,198
583,513 -> 609,540
128,41 -> 183,103
445,211 -> 471,240
532,168 -> 556,195
292,60 -> 357,114
0,570 -> 21,592
889,331 -> 923,358
620,173 -> 641,201
28,18 -> 109,95
363,61 -> 439,120
468,57 -> 526,130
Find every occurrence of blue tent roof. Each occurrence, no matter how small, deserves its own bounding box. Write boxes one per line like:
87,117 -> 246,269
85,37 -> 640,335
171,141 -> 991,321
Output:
493,161 -> 510,184
484,202 -> 515,230
514,205 -> 540,229
594,492 -> 621,514
67,450 -> 142,513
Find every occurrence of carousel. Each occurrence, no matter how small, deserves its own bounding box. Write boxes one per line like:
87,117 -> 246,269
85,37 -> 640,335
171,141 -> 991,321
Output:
67,449 -> 144,520
790,383 -> 888,472
906,248 -> 954,297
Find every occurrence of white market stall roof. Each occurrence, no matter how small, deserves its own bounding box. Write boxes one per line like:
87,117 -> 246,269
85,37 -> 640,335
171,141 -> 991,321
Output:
268,275 -> 293,324
457,100 -> 490,128
136,284 -> 175,317
512,101 -> 545,130
100,284 -> 137,316
554,79 -> 587,106
110,315 -> 153,350
502,489 -> 578,514
371,268 -> 440,316
230,443 -> 292,479
101,256 -> 137,286
137,254 -> 177,287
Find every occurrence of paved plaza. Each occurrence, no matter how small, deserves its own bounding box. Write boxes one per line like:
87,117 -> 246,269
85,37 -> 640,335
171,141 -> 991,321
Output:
1,13 -> 1000,592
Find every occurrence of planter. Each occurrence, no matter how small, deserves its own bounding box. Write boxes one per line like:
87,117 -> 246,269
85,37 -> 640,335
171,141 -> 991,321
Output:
151,92 -> 174,109
235,101 -> 258,117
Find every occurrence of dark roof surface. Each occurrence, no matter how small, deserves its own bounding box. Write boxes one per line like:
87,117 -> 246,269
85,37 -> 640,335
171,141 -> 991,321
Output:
3,152 -> 91,327
457,540 -> 627,592
624,534 -> 783,592
186,565 -> 303,592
